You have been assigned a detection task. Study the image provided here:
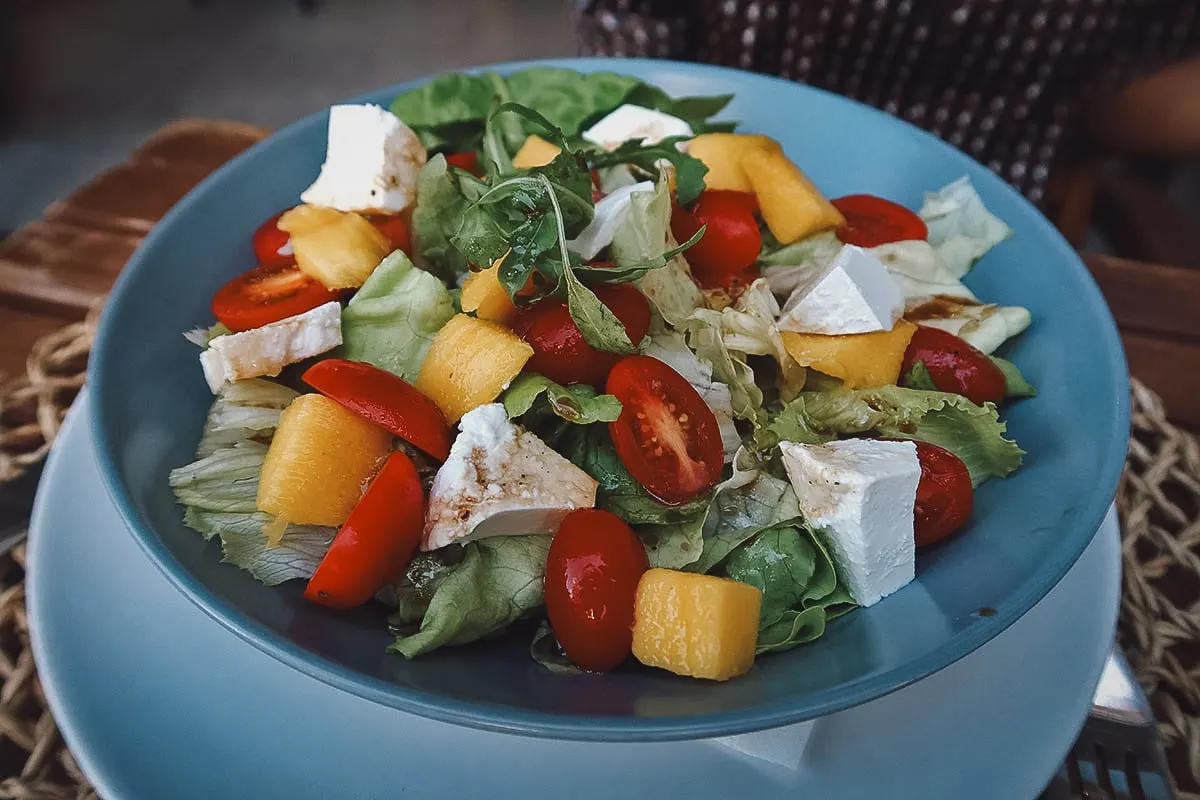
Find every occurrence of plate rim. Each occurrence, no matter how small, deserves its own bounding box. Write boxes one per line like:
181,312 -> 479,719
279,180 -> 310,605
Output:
86,56 -> 1132,741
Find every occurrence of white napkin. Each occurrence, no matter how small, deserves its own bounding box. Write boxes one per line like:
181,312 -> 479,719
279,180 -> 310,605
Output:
711,719 -> 817,771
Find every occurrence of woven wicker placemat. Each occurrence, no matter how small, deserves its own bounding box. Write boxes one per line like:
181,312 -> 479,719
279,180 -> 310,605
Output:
0,314 -> 1197,798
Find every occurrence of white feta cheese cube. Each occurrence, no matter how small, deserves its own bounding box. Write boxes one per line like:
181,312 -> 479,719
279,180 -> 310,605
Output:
582,104 -> 693,151
779,438 -> 920,607
300,104 -> 426,214
422,404 -> 599,551
567,181 -> 655,260
777,245 -> 905,335
199,301 -> 341,393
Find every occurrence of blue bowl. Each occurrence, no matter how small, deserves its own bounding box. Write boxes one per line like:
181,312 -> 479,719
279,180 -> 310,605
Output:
89,58 -> 1129,741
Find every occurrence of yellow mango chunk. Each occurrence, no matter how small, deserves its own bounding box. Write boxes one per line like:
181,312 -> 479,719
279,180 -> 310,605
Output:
740,146 -> 844,244
512,135 -> 562,169
687,133 -> 779,193
461,258 -> 517,324
278,205 -> 390,290
257,394 -> 392,530
632,569 -> 762,682
415,314 -> 533,423
781,320 -> 918,389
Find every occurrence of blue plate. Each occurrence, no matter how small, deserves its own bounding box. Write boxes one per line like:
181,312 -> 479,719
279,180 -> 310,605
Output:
88,58 -> 1130,741
29,398 -> 1121,799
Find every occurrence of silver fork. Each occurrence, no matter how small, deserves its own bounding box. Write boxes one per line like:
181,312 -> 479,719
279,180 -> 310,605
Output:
1040,646 -> 1176,800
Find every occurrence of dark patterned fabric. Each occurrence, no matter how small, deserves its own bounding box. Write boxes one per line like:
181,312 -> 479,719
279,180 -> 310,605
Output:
575,0 -> 1200,204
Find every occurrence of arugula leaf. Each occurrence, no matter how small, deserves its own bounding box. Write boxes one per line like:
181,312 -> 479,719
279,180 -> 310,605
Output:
389,535 -> 552,658
758,386 -> 1025,486
621,84 -> 736,133
990,355 -> 1037,398
563,262 -> 637,354
340,250 -> 455,382
502,374 -> 622,424
411,155 -> 482,280
588,137 -> 708,205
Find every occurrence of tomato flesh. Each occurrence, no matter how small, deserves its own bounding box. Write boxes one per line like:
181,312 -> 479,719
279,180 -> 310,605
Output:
305,451 -> 425,609
302,358 -> 451,461
606,355 -> 723,505
513,284 -> 651,387
544,508 -> 649,672
913,441 -> 973,547
252,212 -> 292,264
671,190 -> 762,290
832,194 -> 928,247
365,213 -> 412,255
211,260 -> 341,332
445,151 -> 482,176
901,326 -> 1006,406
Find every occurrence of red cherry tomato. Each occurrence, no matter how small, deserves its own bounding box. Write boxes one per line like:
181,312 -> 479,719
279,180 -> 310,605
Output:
365,213 -> 412,255
544,508 -> 649,672
671,190 -> 762,290
445,151 -> 482,176
211,260 -> 341,332
302,359 -> 451,461
252,212 -> 291,264
305,451 -> 425,609
832,194 -> 928,247
913,441 -> 973,547
901,326 -> 1006,406
606,355 -> 724,505
512,284 -> 651,387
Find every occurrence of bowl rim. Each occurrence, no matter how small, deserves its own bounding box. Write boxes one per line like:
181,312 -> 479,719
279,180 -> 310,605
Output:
88,56 -> 1131,742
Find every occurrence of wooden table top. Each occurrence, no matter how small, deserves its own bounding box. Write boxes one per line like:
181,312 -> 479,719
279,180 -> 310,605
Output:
2,119 -> 1197,428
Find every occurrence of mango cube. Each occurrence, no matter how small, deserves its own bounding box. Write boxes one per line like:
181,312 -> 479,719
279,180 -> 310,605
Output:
257,394 -> 392,530
415,314 -> 533,423
461,258 -> 517,324
512,135 -> 562,169
632,568 -> 763,681
780,320 -> 918,389
687,133 -> 779,193
278,205 -> 391,289
740,146 -> 844,244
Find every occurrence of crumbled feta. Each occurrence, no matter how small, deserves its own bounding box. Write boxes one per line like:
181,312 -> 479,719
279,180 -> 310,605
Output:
779,438 -> 920,607
582,105 -> 693,151
300,104 -> 426,213
422,404 -> 598,550
199,302 -> 341,393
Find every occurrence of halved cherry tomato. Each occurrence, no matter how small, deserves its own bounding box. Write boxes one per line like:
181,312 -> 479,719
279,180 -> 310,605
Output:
445,151 -> 482,176
305,451 -> 425,609
671,190 -> 762,290
832,194 -> 928,247
544,508 -> 649,672
913,441 -> 973,547
606,355 -> 723,505
252,212 -> 291,264
901,326 -> 1006,406
512,284 -> 651,387
302,358 -> 451,461
211,260 -> 341,332
365,213 -> 412,255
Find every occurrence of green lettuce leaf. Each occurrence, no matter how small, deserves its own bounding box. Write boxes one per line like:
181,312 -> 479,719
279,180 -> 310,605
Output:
502,374 -> 622,424
388,535 -> 551,658
411,155 -> 483,280
391,72 -> 498,132
990,355 -> 1037,398
900,361 -> 938,391
384,549 -> 467,625
505,67 -> 641,138
759,386 -> 1024,486
622,176 -> 705,327
685,313 -> 764,424
530,619 -> 581,674
340,250 -> 455,382
691,471 -> 800,573
919,177 -> 1013,278
169,385 -> 336,585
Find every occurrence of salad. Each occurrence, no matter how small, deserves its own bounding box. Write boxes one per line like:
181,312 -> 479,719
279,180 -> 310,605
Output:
170,67 -> 1033,682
